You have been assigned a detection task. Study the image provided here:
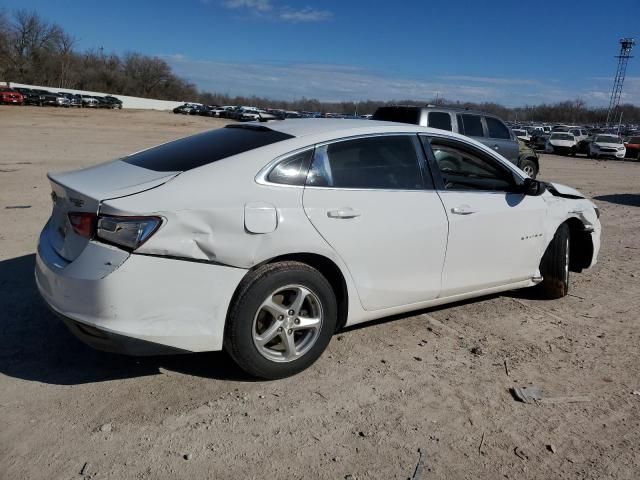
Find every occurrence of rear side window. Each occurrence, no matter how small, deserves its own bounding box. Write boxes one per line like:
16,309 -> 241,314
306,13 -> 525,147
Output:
371,107 -> 420,125
428,112 -> 452,131
123,125 -> 294,172
458,114 -> 485,137
267,149 -> 313,185
306,136 -> 424,190
486,117 -> 511,139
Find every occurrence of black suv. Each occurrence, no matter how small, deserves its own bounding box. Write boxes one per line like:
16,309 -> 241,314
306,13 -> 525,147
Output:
373,105 -> 539,177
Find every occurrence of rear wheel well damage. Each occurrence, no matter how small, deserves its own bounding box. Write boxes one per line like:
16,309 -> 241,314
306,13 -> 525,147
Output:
226,253 -> 349,333
565,218 -> 594,273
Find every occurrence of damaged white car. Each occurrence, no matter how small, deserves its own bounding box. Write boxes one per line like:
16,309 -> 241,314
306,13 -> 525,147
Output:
36,120 -> 601,379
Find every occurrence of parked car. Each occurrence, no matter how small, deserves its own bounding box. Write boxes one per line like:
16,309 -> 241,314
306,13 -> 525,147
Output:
35,119 -> 600,379
588,135 -> 626,159
173,103 -> 202,114
531,132 -> 549,151
188,105 -> 209,116
372,105 -> 521,166
623,136 -> 640,160
14,87 -> 41,105
0,87 -> 24,105
568,128 -> 589,143
576,137 -> 594,156
517,139 -> 540,178
104,96 -> 123,109
512,129 -> 531,143
31,89 -> 60,106
59,93 -> 82,107
81,95 -> 99,108
545,132 -> 577,155
235,106 -> 262,121
54,94 -> 71,107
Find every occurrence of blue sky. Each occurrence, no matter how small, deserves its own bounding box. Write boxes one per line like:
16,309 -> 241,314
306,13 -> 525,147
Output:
2,0 -> 639,105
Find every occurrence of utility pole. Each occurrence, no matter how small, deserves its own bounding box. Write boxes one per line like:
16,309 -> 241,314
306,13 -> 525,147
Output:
606,38 -> 635,126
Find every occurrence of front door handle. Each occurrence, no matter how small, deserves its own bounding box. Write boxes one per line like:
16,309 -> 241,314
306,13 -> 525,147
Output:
327,208 -> 361,219
492,144 -> 500,150
451,205 -> 476,215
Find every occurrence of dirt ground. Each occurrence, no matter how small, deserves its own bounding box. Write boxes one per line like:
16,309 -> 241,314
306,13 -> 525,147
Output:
0,106 -> 639,480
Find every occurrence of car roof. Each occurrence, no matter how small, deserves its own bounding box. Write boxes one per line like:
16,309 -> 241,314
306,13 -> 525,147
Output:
262,118 -> 426,138
379,104 -> 502,118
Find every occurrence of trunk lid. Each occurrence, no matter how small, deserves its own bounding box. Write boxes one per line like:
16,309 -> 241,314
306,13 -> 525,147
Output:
46,160 -> 178,262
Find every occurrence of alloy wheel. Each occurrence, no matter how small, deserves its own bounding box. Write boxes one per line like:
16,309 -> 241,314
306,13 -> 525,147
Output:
252,285 -> 323,363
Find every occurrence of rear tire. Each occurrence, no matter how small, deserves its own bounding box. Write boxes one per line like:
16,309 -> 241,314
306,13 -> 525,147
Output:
537,224 -> 570,299
224,261 -> 337,379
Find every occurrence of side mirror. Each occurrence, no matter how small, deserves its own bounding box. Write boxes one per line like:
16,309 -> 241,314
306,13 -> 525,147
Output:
522,178 -> 546,196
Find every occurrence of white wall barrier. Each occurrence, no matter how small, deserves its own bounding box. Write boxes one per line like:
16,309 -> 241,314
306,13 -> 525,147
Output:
5,82 -> 187,111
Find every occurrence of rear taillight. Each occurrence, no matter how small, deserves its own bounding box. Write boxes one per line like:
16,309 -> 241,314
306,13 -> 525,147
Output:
96,216 -> 162,250
68,212 -> 97,239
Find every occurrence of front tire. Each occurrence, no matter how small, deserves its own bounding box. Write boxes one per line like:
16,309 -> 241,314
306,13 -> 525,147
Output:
520,158 -> 538,178
225,261 -> 337,379
537,224 -> 570,299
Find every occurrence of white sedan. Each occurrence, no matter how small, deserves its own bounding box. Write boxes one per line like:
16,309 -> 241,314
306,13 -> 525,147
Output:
588,135 -> 626,159
36,119 -> 601,378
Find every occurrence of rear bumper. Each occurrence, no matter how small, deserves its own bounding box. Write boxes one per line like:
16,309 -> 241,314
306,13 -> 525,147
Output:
35,231 -> 247,354
57,312 -> 188,356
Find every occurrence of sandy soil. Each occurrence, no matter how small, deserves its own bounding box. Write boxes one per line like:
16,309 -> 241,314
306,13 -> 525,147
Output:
0,106 -> 639,480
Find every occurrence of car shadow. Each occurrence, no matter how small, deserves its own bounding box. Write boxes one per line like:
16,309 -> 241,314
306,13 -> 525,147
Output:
593,194 -> 640,207
0,254 -> 254,385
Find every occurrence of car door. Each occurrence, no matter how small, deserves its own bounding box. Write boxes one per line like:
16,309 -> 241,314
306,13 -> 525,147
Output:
457,112 -> 516,163
421,135 -> 547,297
484,116 -> 519,163
302,134 -> 449,311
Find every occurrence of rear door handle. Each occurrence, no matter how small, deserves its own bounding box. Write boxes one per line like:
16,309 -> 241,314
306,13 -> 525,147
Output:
451,205 -> 476,215
492,144 -> 500,150
327,208 -> 361,219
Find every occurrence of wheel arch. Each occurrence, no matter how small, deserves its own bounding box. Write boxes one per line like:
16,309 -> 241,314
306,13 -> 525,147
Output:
564,217 -> 594,273
226,252 -> 350,333
519,153 -> 539,171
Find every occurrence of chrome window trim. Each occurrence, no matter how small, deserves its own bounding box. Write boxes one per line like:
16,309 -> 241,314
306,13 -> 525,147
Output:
255,132 -> 428,191
420,132 -> 526,182
255,145 -> 316,189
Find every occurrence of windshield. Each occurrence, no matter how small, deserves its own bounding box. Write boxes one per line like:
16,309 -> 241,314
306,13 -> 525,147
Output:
595,136 -> 622,144
627,137 -> 640,143
550,133 -> 574,140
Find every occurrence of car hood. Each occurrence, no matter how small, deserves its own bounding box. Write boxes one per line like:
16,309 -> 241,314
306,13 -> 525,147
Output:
594,142 -> 623,147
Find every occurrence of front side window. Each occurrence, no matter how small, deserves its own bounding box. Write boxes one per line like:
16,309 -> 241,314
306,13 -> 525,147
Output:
458,114 -> 485,137
429,140 -> 516,191
428,112 -> 452,131
306,135 -> 424,190
486,117 -> 511,139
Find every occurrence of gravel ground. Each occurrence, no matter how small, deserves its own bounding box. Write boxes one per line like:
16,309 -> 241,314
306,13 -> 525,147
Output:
0,106 -> 639,480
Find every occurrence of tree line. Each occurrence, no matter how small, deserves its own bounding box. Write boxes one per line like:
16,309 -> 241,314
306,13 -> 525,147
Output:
1,9 -> 638,123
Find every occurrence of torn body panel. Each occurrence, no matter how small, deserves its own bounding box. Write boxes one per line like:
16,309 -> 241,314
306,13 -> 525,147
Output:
542,192 -> 600,270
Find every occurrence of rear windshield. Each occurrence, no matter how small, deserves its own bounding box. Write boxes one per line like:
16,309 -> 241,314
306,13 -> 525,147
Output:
372,107 -> 420,125
123,125 -> 294,172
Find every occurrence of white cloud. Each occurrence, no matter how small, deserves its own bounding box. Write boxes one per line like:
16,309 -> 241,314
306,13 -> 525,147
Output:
223,0 -> 272,12
279,7 -> 331,22
163,55 -> 640,106
219,0 -> 331,23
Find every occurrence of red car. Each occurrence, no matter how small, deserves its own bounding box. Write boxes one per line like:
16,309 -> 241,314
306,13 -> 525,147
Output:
624,136 -> 640,160
0,88 -> 24,105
